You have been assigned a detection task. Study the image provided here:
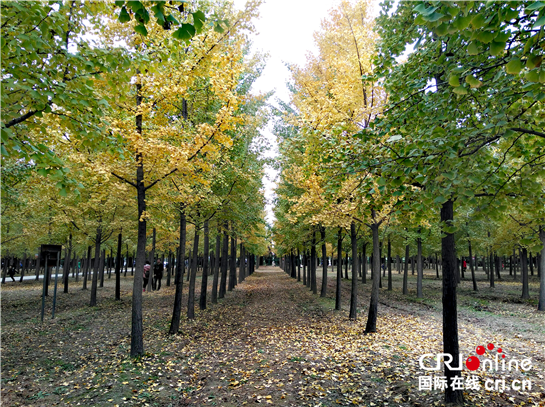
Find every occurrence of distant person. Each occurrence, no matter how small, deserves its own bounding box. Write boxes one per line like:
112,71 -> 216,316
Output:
462,259 -> 467,272
153,259 -> 164,291
8,266 -> 17,282
143,261 -> 151,292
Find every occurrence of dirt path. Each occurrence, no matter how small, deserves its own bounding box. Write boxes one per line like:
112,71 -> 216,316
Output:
1,266 -> 544,406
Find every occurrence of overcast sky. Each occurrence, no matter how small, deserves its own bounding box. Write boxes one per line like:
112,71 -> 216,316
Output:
232,0 -> 343,225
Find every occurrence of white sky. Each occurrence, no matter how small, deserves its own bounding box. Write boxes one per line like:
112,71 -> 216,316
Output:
233,0 -> 344,225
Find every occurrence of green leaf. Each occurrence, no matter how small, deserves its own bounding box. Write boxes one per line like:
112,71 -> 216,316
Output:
127,1 -> 142,12
465,75 -> 482,88
37,168 -> 48,177
477,30 -> 495,44
489,41 -> 506,56
525,69 -> 540,82
533,14 -> 545,28
173,23 -> 196,40
214,22 -> 225,33
453,86 -> 468,95
526,55 -> 543,69
192,11 -> 205,33
118,6 -> 131,23
59,188 -> 68,197
134,24 -> 148,36
505,58 -> 523,74
115,1 -> 125,6
471,13 -> 486,28
526,2 -> 545,11
467,41 -> 480,55
448,74 -> 460,87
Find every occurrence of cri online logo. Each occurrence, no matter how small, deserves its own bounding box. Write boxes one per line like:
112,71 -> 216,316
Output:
419,343 -> 532,372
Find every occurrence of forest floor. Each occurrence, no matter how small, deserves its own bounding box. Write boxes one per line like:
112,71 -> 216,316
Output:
1,266 -> 544,407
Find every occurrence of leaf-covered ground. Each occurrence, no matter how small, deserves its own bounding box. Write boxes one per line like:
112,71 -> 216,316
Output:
1,266 -> 544,406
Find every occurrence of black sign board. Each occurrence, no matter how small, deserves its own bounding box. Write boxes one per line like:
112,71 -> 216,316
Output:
39,244 -> 62,267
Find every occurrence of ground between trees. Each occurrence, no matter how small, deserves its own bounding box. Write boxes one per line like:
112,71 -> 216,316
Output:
1,267 -> 543,406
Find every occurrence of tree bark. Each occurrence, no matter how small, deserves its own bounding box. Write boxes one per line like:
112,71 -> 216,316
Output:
403,244 -> 409,295
440,199 -> 464,404
387,237 -> 392,291
187,226 -> 200,319
521,247 -> 530,300
310,230 -> 317,294
63,234 -> 72,293
349,222 -> 358,320
335,228 -> 342,311
362,241 -> 367,284
320,226 -> 327,297
365,219 -> 380,333
90,226 -> 102,307
115,232 -> 122,300
211,229 -> 221,304
169,206 -> 186,334
131,75 -> 145,357
538,227 -> 545,311
468,239 -> 477,291
228,233 -> 237,291
219,222 -> 229,298
417,232 -> 423,298
199,221 -> 209,311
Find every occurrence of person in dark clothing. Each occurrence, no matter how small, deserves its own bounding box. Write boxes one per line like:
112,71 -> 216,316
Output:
143,261 -> 151,292
8,266 -> 17,282
153,259 -> 164,291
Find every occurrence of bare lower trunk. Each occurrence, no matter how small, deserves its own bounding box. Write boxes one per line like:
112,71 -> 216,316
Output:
211,229 -> 221,304
90,227 -> 102,307
219,223 -> 229,298
349,222 -> 358,320
320,226 -> 327,297
199,221 -> 209,310
335,228 -> 342,311
365,219 -> 380,333
441,199 -> 464,404
187,226 -> 200,319
538,227 -> 545,311
169,207 -> 186,334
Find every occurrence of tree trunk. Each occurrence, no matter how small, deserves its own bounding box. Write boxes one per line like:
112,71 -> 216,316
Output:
468,239 -> 477,291
417,233 -> 423,298
440,199 -> 464,404
297,249 -> 301,282
302,251 -> 307,286
130,73 -> 147,357
538,227 -> 545,311
115,232 -> 122,300
90,226 -> 102,307
99,249 -> 105,288
387,237 -> 392,291
362,241 -> 367,284
335,228 -> 342,311
403,244 -> 409,295
211,229 -> 221,304
219,223 -> 229,298
63,234 -> 72,293
365,219 -> 380,333
489,246 -> 495,288
228,233 -> 237,291
320,226 -> 327,297
521,247 -> 529,300
311,230 -> 317,294
349,222 -> 358,320
187,225 -> 200,319
83,246 -> 91,290
239,243 -> 246,283
169,207 -> 186,334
